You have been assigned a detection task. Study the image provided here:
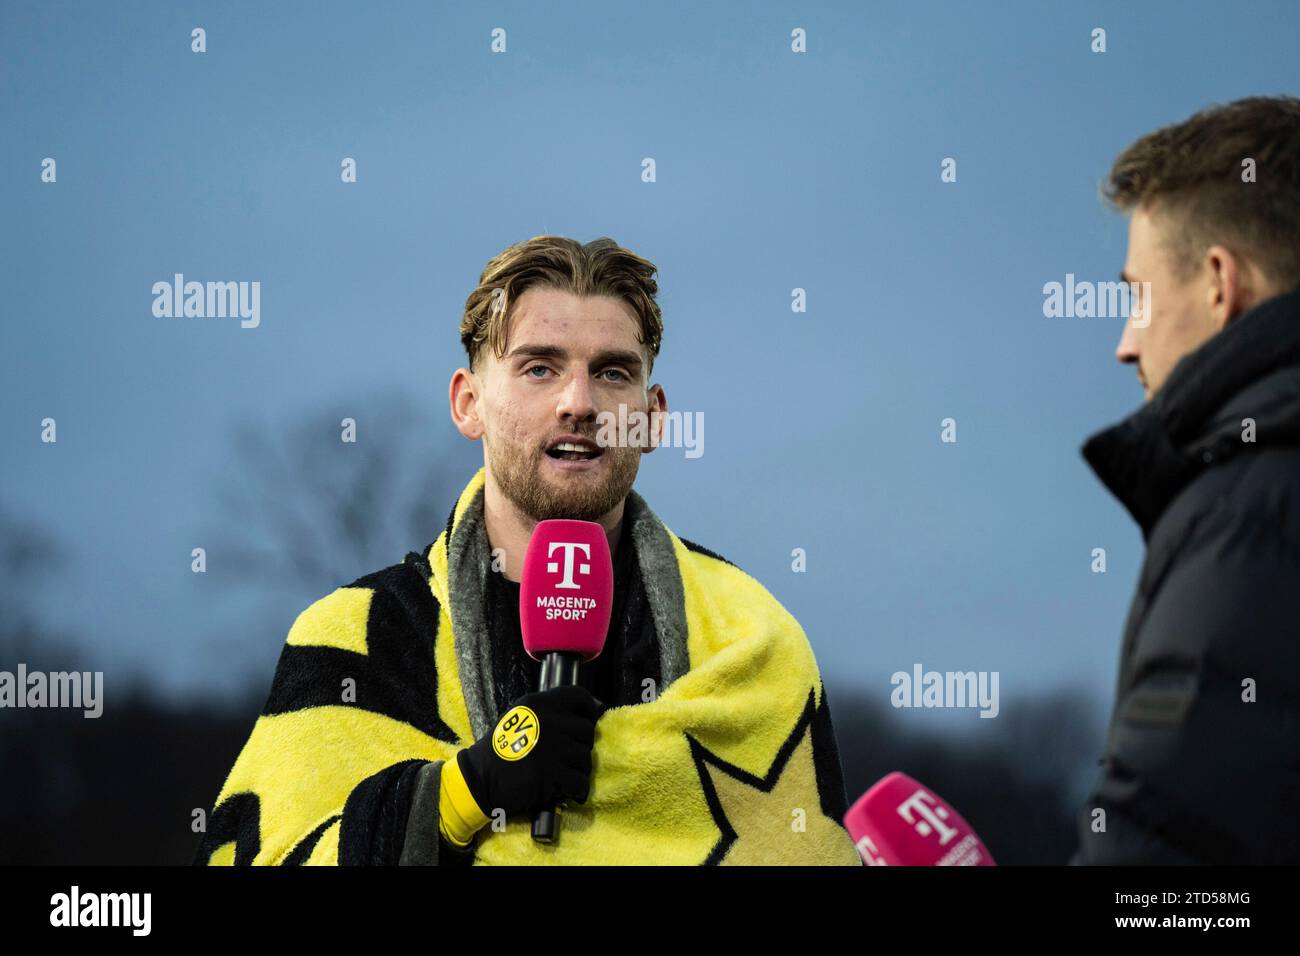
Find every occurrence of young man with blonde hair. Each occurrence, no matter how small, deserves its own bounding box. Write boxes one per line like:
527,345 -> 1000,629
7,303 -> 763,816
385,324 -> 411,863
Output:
195,236 -> 862,866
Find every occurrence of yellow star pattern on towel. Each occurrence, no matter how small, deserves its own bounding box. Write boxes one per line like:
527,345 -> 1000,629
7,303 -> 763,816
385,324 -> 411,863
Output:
694,696 -> 863,866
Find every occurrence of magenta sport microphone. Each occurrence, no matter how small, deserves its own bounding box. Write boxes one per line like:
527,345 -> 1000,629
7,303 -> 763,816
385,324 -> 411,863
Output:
519,519 -> 614,844
843,771 -> 997,866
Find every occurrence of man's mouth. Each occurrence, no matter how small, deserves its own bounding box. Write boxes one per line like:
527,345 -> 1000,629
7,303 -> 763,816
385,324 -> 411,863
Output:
545,437 -> 604,462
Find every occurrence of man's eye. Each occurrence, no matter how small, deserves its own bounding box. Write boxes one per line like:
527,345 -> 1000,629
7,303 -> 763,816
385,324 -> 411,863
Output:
602,369 -> 629,382
525,365 -> 550,378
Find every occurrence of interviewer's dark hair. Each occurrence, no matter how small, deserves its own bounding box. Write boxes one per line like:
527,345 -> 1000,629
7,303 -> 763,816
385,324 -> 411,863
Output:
1104,95 -> 1300,288
460,236 -> 663,378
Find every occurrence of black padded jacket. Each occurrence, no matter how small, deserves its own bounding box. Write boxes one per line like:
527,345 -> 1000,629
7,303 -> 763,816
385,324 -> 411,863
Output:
1072,281 -> 1300,864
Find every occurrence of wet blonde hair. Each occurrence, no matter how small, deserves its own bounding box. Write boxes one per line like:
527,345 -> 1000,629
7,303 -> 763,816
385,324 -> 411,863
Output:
459,235 -> 663,378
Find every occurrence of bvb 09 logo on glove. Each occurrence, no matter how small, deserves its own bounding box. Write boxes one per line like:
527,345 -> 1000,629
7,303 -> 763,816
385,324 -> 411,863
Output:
493,705 -> 539,760
457,685 -> 600,818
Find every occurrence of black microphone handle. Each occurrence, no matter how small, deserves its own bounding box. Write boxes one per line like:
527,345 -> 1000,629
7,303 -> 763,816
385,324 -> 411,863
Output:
532,650 -> 582,844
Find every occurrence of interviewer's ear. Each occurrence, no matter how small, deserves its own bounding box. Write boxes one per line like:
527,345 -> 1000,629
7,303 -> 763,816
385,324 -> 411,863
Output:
1203,244 -> 1244,332
449,367 -> 485,440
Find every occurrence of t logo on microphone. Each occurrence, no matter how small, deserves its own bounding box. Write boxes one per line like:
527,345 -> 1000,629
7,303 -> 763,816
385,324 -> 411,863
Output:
897,788 -> 958,845
546,541 -> 591,590
843,772 -> 996,865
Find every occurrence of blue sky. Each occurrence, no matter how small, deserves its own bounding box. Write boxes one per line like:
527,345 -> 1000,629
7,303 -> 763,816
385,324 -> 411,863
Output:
3,0 -> 1297,746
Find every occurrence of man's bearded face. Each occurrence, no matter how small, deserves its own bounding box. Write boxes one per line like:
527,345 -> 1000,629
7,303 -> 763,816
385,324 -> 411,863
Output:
478,286 -> 658,522
487,413 -> 642,522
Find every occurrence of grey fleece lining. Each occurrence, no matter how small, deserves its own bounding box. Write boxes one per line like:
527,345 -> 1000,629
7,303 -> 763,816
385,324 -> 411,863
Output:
444,487 -> 498,740
625,488 -> 691,689
399,760 -> 444,866
399,482 -> 691,864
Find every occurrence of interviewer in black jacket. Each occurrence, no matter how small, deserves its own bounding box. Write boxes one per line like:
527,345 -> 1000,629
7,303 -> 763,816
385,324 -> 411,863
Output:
1074,95 -> 1300,865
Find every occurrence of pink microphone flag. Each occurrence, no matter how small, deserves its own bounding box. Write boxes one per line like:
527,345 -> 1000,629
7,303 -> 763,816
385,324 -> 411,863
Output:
519,519 -> 614,661
844,771 -> 996,865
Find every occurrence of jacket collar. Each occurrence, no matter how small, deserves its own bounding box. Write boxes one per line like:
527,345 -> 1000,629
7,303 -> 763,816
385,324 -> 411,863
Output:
1082,281 -> 1300,537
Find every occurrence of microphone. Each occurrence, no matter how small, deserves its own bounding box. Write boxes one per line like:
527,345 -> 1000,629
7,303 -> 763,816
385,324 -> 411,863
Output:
519,519 -> 614,844
843,771 -> 996,865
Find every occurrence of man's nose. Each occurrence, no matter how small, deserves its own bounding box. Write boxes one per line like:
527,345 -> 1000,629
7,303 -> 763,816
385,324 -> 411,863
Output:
1116,315 -> 1140,364
556,370 -> 598,421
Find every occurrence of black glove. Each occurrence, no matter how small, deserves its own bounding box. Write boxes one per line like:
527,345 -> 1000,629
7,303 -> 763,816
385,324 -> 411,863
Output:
455,684 -> 604,819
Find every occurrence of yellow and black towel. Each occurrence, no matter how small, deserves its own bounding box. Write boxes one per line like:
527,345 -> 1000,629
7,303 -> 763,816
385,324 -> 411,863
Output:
193,466 -> 862,865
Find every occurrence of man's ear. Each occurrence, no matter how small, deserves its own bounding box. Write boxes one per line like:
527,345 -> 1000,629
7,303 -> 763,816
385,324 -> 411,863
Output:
1204,244 -> 1247,331
449,368 -> 485,440
643,383 -> 667,453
